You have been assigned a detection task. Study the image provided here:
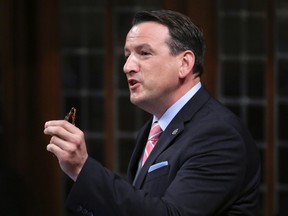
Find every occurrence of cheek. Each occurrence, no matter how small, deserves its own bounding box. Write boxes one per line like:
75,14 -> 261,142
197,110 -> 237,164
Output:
158,65 -> 179,84
142,59 -> 179,86
146,71 -> 178,95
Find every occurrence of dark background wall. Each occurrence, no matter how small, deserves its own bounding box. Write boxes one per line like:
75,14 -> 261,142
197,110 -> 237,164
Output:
0,0 -> 287,215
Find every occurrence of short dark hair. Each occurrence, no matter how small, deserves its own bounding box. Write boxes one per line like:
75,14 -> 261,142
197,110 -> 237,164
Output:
132,10 -> 205,76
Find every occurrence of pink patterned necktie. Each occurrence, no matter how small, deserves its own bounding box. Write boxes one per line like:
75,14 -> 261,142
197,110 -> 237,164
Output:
142,122 -> 163,166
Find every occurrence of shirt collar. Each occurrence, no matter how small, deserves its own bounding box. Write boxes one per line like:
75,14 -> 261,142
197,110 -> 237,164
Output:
153,82 -> 201,131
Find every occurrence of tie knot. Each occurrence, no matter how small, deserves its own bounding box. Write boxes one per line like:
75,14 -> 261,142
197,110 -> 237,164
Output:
148,122 -> 162,141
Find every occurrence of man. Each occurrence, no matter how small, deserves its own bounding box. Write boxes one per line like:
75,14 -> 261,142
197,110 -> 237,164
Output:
44,10 -> 260,215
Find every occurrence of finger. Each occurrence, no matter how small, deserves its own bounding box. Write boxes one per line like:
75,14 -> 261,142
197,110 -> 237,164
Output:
45,120 -> 81,135
44,124 -> 74,141
50,136 -> 72,152
46,143 -> 66,159
44,120 -> 63,128
44,125 -> 67,139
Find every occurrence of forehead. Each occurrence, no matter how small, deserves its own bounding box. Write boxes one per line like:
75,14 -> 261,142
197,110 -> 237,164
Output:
125,22 -> 170,47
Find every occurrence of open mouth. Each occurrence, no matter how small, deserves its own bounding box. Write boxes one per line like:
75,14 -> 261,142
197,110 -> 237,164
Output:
128,79 -> 139,87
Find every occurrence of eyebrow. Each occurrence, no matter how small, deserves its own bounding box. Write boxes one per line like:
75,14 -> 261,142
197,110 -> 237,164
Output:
124,43 -> 153,53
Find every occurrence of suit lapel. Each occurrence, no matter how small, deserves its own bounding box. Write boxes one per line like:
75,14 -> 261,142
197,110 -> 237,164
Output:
133,121 -> 184,188
127,120 -> 152,183
128,86 -> 211,188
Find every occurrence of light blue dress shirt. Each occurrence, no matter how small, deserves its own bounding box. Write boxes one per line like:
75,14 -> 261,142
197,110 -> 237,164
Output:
153,82 -> 202,131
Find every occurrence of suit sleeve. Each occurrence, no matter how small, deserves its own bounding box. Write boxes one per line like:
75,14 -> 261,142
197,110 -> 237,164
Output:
65,157 -> 171,216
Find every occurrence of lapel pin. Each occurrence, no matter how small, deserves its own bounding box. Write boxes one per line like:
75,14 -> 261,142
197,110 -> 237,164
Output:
172,128 -> 179,135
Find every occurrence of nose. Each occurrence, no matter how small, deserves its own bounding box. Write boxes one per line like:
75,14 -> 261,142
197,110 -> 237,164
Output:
123,55 -> 139,74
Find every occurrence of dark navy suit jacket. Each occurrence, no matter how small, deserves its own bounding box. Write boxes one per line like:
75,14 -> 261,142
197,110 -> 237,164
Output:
66,86 -> 261,216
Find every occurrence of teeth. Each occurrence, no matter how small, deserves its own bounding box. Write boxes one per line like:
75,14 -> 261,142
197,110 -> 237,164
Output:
130,80 -> 136,85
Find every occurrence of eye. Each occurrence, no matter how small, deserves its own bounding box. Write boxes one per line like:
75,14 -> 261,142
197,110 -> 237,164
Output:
140,51 -> 151,56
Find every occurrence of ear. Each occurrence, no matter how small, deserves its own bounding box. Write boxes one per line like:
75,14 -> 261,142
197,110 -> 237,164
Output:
179,50 -> 195,79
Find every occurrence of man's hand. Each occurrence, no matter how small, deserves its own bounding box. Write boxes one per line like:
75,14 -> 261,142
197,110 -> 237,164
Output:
44,120 -> 88,181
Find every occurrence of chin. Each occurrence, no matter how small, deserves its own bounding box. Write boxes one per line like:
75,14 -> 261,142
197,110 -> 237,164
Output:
130,96 -> 145,108
130,97 -> 140,106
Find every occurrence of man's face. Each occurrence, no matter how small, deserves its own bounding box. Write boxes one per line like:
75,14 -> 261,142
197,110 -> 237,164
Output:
123,22 -> 183,117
